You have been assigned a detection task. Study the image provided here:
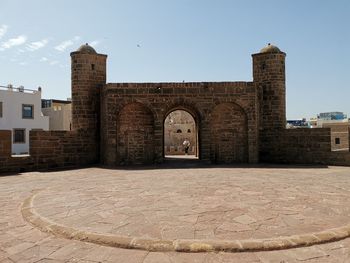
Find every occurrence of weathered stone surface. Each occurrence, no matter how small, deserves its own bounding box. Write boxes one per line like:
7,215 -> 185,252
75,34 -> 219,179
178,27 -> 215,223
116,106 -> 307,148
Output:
1,167 -> 350,261
1,46 -> 350,173
15,166 -> 350,254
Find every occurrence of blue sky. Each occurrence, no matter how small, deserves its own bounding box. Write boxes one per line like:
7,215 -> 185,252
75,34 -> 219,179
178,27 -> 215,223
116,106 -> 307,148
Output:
0,0 -> 349,119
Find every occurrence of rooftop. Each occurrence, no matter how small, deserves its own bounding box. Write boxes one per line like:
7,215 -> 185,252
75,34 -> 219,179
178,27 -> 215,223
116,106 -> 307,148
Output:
0,85 -> 40,94
76,43 -> 97,54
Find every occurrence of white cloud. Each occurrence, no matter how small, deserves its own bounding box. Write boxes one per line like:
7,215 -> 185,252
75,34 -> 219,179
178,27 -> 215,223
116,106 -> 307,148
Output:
26,39 -> 48,51
0,25 -> 8,39
40,57 -> 48,62
55,36 -> 80,52
55,40 -> 73,52
90,40 -> 100,47
19,61 -> 27,66
49,60 -> 58,65
0,35 -> 27,51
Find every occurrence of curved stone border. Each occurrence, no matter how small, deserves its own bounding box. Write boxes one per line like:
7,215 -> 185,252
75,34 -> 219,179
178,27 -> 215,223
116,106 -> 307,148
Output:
21,191 -> 350,253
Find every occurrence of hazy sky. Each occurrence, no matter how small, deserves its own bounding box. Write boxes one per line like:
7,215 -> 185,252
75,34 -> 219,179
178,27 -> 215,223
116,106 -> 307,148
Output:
0,0 -> 349,119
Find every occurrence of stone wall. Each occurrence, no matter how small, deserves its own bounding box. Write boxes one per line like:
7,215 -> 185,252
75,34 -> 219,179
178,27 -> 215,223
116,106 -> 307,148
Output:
329,127 -> 350,165
1,44 -> 350,172
117,103 -> 155,165
100,81 -> 259,166
321,123 -> 349,151
0,130 -> 98,173
262,128 -> 350,166
210,103 -> 248,163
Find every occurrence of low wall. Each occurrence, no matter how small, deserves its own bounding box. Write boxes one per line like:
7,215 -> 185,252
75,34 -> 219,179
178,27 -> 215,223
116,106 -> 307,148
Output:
322,123 -> 349,151
1,127 -> 349,173
0,130 -> 98,173
263,128 -> 350,166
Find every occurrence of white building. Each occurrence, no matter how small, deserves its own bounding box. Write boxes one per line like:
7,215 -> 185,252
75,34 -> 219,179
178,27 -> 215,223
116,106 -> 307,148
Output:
41,99 -> 72,131
0,85 -> 49,155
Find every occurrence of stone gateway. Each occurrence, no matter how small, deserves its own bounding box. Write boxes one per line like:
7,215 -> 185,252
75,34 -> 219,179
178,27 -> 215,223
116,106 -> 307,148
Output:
0,44 -> 349,172
80,43 -> 285,166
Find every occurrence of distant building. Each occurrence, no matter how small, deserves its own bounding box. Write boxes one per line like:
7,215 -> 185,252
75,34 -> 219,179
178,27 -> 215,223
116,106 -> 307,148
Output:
41,99 -> 72,131
317,112 -> 348,127
309,117 -> 318,128
286,118 -> 309,128
318,112 -> 347,121
0,85 -> 49,155
313,112 -> 349,151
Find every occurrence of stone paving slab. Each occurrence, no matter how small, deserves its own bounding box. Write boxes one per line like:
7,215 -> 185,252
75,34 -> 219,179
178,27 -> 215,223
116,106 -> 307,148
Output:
1,166 -> 350,262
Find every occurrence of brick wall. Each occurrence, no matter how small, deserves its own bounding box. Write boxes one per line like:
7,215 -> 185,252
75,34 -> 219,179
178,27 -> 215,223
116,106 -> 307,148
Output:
0,130 -> 11,157
261,128 -> 350,166
261,128 -> 331,164
327,127 -> 350,165
1,45 -> 350,172
116,103 -> 155,165
100,81 -> 259,166
0,130 -> 98,173
210,103 -> 248,163
321,123 -> 349,151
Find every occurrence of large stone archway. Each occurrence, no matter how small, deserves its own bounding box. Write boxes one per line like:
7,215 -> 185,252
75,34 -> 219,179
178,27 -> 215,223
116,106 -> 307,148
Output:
101,82 -> 259,166
210,103 -> 248,163
163,109 -> 199,157
116,103 -> 155,165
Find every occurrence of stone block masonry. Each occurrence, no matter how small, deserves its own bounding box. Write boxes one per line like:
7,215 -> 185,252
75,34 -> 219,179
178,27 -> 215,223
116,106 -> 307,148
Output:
261,128 -> 332,164
100,82 -> 258,166
0,43 -> 350,173
261,127 -> 350,166
0,130 -> 98,173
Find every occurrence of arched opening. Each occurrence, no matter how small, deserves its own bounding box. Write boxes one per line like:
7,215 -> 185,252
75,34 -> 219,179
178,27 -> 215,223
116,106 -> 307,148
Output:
117,103 -> 154,165
164,109 -> 199,159
210,103 -> 248,164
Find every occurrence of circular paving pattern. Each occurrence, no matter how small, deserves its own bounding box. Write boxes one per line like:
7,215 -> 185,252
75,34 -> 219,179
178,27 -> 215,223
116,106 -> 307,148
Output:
21,166 -> 350,252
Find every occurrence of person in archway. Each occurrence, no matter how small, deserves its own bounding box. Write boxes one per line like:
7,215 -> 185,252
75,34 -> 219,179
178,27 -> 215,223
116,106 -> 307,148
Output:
183,138 -> 191,155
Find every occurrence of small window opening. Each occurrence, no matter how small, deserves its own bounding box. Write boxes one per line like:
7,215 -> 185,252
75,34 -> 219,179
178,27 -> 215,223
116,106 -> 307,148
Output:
176,129 -> 182,133
335,138 -> 340,145
22,104 -> 34,119
187,129 -> 191,133
91,64 -> 95,70
13,129 -> 25,143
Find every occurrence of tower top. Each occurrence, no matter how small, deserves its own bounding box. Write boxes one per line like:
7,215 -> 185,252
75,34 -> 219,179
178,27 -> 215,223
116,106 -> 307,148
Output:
259,43 -> 281,54
76,43 -> 97,54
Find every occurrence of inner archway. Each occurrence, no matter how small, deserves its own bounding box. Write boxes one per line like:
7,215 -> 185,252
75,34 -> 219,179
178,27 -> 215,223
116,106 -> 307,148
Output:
164,110 -> 198,159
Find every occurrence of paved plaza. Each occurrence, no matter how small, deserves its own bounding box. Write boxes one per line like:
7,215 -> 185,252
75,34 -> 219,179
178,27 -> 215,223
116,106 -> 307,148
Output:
1,165 -> 350,262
